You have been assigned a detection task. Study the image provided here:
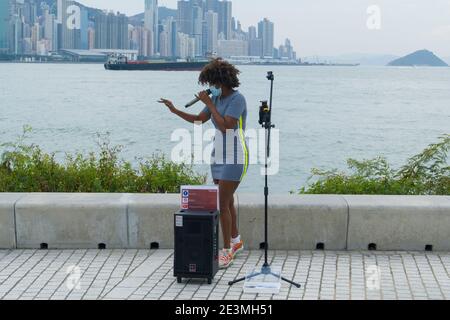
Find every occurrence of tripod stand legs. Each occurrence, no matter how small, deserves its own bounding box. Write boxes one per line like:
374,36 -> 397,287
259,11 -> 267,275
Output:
228,267 -> 301,288
228,275 -> 249,286
228,270 -> 262,286
280,275 -> 301,288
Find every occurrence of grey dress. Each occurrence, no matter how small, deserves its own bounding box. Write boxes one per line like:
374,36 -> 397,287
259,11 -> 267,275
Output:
201,90 -> 249,182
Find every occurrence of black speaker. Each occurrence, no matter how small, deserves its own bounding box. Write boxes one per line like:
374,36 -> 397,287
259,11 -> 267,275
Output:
174,210 -> 219,284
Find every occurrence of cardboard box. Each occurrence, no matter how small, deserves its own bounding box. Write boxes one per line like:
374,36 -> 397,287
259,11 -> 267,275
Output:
180,186 -> 219,212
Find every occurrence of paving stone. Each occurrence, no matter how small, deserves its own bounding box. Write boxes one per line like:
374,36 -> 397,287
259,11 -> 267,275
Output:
1,250 -> 449,300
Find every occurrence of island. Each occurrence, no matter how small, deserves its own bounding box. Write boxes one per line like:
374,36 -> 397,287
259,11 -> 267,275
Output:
387,50 -> 449,67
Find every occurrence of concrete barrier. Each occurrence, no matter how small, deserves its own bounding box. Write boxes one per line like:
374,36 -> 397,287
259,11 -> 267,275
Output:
0,193 -> 24,249
345,195 -> 450,251
127,194 -> 179,249
15,193 -> 128,249
1,193 -> 449,251
238,194 -> 349,250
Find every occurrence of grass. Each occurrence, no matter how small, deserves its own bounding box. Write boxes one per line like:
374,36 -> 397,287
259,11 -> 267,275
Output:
0,126 -> 206,193
299,134 -> 449,195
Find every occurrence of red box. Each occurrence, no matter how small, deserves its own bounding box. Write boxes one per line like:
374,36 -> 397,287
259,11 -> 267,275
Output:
180,185 -> 219,212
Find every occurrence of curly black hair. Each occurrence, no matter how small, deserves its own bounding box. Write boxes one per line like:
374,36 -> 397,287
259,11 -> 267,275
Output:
198,58 -> 241,89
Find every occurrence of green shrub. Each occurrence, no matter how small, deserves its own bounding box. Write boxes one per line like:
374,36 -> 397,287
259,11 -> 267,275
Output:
0,126 -> 206,193
299,134 -> 449,195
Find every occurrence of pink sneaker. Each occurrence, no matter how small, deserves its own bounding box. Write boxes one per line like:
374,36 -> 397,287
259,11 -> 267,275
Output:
219,249 -> 233,269
231,240 -> 244,257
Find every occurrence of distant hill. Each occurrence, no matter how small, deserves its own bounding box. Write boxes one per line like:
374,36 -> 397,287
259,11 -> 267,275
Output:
302,53 -> 399,66
37,0 -> 176,26
444,57 -> 450,65
387,50 -> 448,67
41,0 -> 103,16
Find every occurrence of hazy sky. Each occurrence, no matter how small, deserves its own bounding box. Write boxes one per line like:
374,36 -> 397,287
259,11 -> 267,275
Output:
78,0 -> 450,57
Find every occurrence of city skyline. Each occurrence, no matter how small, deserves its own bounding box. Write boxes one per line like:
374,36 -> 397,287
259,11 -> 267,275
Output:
0,0 -> 297,62
2,1 -> 449,62
79,0 -> 450,57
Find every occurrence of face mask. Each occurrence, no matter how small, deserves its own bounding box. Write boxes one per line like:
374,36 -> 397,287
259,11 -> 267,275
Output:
209,86 -> 222,97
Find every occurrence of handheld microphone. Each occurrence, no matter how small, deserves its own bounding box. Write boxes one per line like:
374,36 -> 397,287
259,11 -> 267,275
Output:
185,89 -> 212,108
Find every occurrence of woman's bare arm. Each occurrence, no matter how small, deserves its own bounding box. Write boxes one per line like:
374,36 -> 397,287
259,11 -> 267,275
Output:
158,98 -> 210,124
173,108 -> 211,124
208,106 -> 238,133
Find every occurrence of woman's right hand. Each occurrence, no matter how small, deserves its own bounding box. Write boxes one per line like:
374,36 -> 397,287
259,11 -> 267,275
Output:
158,98 -> 176,113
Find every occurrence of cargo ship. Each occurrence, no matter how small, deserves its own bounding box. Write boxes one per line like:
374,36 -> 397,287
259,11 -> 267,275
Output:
104,54 -> 209,71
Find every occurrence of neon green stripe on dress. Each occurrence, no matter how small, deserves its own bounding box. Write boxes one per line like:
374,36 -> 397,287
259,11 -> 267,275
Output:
239,116 -> 249,181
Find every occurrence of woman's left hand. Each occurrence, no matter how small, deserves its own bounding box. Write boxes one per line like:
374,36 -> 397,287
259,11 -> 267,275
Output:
196,90 -> 214,108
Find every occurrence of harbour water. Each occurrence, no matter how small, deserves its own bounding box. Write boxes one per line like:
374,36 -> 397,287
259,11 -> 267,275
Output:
0,63 -> 449,193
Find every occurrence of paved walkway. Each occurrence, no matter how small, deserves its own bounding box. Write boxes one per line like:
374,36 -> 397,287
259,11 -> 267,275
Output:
0,249 -> 449,300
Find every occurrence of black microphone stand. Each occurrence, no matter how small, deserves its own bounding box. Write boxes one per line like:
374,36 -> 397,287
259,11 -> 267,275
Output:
228,71 -> 301,289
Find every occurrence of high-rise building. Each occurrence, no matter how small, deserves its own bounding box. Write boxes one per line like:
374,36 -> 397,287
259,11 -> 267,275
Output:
248,26 -> 257,40
258,18 -> 274,57
88,26 -> 95,49
129,26 -> 137,50
205,0 -> 219,13
177,0 -> 193,35
79,8 -> 89,49
106,12 -> 128,49
218,0 -> 231,40
0,0 -> 11,53
94,11 -> 129,50
278,38 -> 294,60
145,0 -> 158,55
60,0 -> 76,49
159,16 -> 175,57
205,10 -> 218,55
58,0 -> 88,50
176,0 -> 205,56
273,47 -> 279,59
116,13 -> 128,49
232,19 -> 246,41
159,30 -> 170,57
202,19 -> 207,56
43,6 -> 56,51
31,22 -> 39,52
176,32 -> 195,58
247,25 -> 261,56
131,25 -> 153,57
8,1 -> 25,54
93,11 -> 107,49
36,38 -> 51,55
107,12 -> 119,49
192,4 -> 203,56
248,38 -> 262,57
10,13 -> 24,54
23,0 -> 37,25
170,19 -> 178,57
218,39 -> 247,57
